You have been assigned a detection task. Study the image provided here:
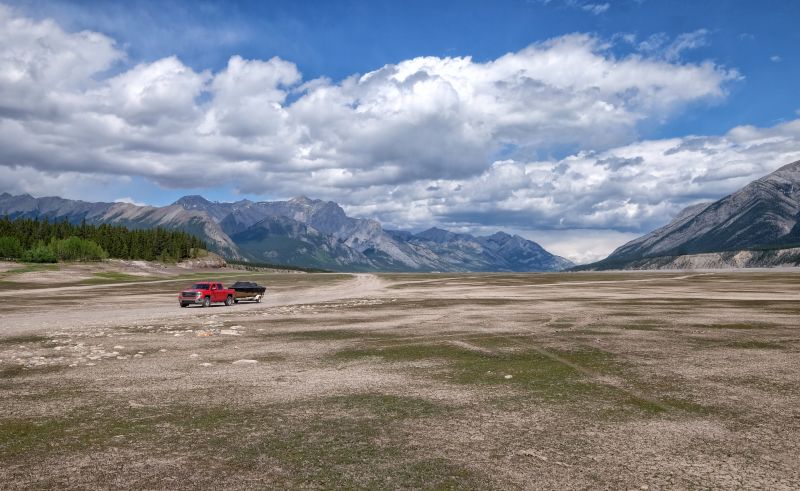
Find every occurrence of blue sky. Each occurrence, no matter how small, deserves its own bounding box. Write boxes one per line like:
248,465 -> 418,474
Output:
1,0 -> 800,261
15,0 -> 799,134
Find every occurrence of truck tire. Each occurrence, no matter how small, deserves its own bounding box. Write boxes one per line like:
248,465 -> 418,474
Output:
180,302 -> 187,308
203,296 -> 211,308
225,295 -> 233,306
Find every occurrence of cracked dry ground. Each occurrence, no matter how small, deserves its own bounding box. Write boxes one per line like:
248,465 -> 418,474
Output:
1,271 -> 799,489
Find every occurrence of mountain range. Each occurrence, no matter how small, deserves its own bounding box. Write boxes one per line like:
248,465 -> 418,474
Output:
0,193 -> 573,272
584,159 -> 800,270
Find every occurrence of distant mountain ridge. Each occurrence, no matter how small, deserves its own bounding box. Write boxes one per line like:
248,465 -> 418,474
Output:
0,192 -> 573,272
584,159 -> 800,270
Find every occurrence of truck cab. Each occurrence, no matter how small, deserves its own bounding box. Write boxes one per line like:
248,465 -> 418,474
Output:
179,281 -> 236,308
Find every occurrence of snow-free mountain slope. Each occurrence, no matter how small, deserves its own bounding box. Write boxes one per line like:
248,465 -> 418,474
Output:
594,160 -> 800,268
0,192 -> 573,272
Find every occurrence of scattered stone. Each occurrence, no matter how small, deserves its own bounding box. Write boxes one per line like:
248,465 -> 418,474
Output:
504,374 -> 513,379
220,330 -> 241,336
232,359 -> 258,365
133,354 -> 143,358
113,345 -> 125,350
189,353 -> 200,359
200,362 -> 213,367
159,349 -> 167,353
518,449 -> 548,461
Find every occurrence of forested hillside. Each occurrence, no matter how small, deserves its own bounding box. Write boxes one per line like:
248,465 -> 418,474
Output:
0,217 -> 206,262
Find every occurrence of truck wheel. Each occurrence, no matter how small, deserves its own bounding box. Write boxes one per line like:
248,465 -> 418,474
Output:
203,296 -> 211,308
234,298 -> 239,304
180,302 -> 187,308
225,295 -> 233,306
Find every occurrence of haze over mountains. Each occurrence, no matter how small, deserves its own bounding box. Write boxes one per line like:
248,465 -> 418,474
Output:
585,160 -> 800,269
0,193 -> 573,272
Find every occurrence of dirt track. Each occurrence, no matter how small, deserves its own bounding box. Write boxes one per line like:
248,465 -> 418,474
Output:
0,273 -> 386,334
1,269 -> 799,489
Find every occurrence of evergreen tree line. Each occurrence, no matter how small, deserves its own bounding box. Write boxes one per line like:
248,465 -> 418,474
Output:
0,216 -> 207,263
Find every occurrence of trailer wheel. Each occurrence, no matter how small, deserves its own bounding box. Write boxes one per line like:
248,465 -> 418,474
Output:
234,298 -> 239,304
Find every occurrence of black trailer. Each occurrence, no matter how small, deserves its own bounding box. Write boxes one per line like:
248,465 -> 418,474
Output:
230,281 -> 267,303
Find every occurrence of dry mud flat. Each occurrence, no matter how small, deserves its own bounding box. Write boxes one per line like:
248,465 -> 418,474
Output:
1,270 -> 799,489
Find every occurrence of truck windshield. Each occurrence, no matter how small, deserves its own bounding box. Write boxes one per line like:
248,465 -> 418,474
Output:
192,283 -> 210,290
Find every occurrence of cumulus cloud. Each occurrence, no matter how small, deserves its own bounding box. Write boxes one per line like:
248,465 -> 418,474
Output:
339,119 -> 800,243
114,196 -> 147,206
0,6 -> 737,187
4,4 -> 796,263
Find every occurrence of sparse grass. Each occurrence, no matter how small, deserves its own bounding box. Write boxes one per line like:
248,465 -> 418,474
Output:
690,337 -> 787,350
0,364 -> 66,379
2,263 -> 60,275
3,270 -> 800,488
619,319 -> 664,331
0,334 -> 49,345
694,322 -> 778,330
0,397 -> 481,489
287,329 -> 399,341
600,395 -> 713,420
80,271 -> 148,284
334,342 -> 621,397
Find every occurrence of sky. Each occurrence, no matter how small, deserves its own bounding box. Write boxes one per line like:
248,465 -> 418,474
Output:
1,0 -> 799,263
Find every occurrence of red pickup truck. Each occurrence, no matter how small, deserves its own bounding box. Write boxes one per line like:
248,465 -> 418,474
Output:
178,281 -> 236,308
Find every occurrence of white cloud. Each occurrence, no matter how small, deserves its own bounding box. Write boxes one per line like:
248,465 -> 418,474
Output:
4,5 -> 791,262
582,3 -> 610,15
637,29 -> 710,62
114,196 -> 147,206
771,55 -> 782,63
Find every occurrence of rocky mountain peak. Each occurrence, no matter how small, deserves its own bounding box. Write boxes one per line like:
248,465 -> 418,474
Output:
0,192 -> 572,272
174,195 -> 213,208
289,196 -> 314,205
597,159 -> 800,268
415,227 -> 465,243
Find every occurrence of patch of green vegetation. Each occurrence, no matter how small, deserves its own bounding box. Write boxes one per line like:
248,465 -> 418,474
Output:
0,397 -> 481,489
555,328 -> 620,337
3,263 -> 60,275
0,334 -> 49,345
619,320 -> 663,331
0,365 -> 65,379
323,393 -> 448,420
251,353 -> 287,363
0,405 -> 164,459
614,396 -> 711,417
691,337 -> 786,350
725,340 -> 786,349
84,271 -> 146,283
694,322 -> 777,330
285,329 -> 398,341
334,343 -> 621,398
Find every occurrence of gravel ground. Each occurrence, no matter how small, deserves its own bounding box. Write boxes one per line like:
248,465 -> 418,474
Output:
1,269 -> 799,489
